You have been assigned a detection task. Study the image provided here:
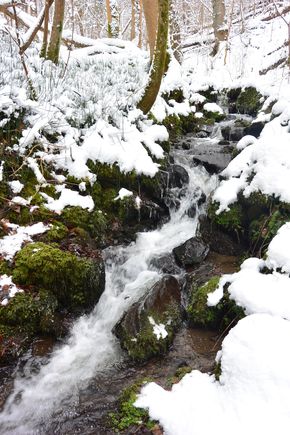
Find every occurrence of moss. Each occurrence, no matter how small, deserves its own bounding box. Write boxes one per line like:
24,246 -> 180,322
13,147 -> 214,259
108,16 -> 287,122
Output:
109,379 -> 156,432
199,86 -> 218,103
61,206 -> 108,241
208,201 -> 244,233
45,222 -> 69,242
162,88 -> 184,104
203,109 -> 225,122
121,304 -> 182,362
166,365 -> 192,387
249,209 -> 288,253
227,87 -> 242,103
187,277 -> 244,330
0,260 -> 11,275
12,242 -> 105,310
236,87 -> 263,116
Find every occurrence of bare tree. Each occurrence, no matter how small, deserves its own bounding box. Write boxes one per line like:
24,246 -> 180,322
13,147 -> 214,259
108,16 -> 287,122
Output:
46,0 -> 65,63
138,0 -> 169,114
211,0 -> 228,55
143,0 -> 158,59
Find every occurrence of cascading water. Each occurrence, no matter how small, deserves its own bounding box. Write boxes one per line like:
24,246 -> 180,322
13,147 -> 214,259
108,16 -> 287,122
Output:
0,147 -> 218,434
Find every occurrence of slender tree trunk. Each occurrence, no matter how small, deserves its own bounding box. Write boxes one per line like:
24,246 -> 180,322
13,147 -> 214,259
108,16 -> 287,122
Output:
143,0 -> 159,60
105,0 -> 113,37
40,0 -> 53,58
137,0 -> 169,114
138,0 -> 143,48
46,0 -> 65,64
211,0 -> 228,56
131,0 -> 136,40
170,5 -> 182,63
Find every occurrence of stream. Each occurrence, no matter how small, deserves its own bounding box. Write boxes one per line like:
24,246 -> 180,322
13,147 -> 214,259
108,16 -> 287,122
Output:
0,135 -> 222,434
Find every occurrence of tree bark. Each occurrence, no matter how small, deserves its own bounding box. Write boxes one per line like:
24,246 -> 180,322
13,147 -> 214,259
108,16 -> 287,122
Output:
211,0 -> 228,56
138,0 -> 143,48
40,0 -> 53,57
143,0 -> 159,60
46,0 -> 65,64
131,0 -> 136,40
137,0 -> 169,114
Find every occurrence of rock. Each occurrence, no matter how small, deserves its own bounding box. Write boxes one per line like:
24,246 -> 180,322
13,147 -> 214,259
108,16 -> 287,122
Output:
195,131 -> 208,138
113,276 -> 183,362
168,164 -> 189,188
173,237 -> 209,268
221,125 -> 245,142
150,254 -> 182,275
12,242 -> 105,311
198,214 -> 245,256
245,121 -> 265,138
187,204 -> 197,218
192,153 -> 232,174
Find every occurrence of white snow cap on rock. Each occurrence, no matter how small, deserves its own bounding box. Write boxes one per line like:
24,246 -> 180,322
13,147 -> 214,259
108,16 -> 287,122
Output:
114,188 -> 133,201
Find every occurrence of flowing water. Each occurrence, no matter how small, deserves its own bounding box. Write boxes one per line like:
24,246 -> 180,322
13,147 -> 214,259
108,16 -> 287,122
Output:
0,146 -> 218,434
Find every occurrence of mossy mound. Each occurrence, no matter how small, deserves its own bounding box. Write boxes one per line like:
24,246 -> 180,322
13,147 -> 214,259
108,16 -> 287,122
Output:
187,276 -> 244,330
109,379 -> 156,432
12,242 -> 105,311
114,276 -> 183,362
236,87 -> 263,116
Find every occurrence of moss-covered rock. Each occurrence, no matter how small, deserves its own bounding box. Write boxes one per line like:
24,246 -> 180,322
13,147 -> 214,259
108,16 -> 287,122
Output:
114,276 -> 183,362
208,201 -> 245,234
187,276 -> 244,329
12,242 -> 105,311
109,379 -> 156,432
236,87 -> 263,116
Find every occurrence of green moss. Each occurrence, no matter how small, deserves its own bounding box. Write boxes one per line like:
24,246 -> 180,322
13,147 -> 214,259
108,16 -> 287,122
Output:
199,86 -> 218,103
208,202 -> 244,233
45,222 -> 69,242
162,88 -> 184,104
166,365 -> 192,387
61,206 -> 108,241
12,242 -> 105,310
121,304 -> 182,362
109,379 -> 156,432
236,87 -> 263,116
187,277 -> 244,330
0,260 -> 11,275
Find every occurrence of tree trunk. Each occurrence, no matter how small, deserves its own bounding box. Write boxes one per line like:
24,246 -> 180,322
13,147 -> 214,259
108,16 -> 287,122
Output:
131,0 -> 136,40
40,0 -> 53,58
46,0 -> 65,64
138,0 -> 143,48
105,0 -> 113,37
143,0 -> 159,60
170,5 -> 182,63
137,0 -> 169,114
212,0 -> 228,56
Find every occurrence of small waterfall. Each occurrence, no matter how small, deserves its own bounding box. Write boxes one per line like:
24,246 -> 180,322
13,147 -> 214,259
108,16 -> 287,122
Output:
0,149 -> 218,434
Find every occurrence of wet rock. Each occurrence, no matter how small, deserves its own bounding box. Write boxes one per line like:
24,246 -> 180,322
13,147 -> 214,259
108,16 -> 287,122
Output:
187,204 -> 197,218
173,237 -> 209,268
198,214 -> 245,256
113,276 -> 183,362
221,125 -> 245,142
245,121 -> 265,138
168,164 -> 189,188
150,254 -> 182,275
195,131 -> 208,139
192,153 -> 232,174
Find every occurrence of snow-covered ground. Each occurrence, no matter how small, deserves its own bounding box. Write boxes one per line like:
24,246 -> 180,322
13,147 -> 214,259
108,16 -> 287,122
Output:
135,8 -> 290,435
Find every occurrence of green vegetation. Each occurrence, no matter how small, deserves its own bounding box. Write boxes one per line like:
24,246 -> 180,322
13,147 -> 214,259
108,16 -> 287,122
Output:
109,379 -> 156,432
119,305 -> 182,362
12,242 -> 105,310
236,87 -> 263,116
187,277 -> 244,330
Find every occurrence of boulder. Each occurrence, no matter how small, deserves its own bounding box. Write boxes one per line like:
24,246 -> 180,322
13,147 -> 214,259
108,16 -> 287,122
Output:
198,214 -> 245,256
245,121 -> 265,138
168,164 -> 189,188
12,242 -> 105,311
150,254 -> 182,275
173,237 -> 209,268
113,276 -> 183,362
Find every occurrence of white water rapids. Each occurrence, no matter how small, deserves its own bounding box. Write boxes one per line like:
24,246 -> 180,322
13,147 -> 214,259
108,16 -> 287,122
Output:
0,150 -> 217,434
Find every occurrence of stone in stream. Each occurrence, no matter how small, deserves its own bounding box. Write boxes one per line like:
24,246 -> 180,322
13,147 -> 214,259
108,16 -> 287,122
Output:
168,164 -> 190,188
113,275 -> 183,362
173,237 -> 209,268
150,253 -> 182,275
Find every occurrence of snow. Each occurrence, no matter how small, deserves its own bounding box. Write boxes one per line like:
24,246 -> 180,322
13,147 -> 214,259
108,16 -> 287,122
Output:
8,180 -> 24,194
0,222 -> 50,261
203,102 -> 223,114
136,314 -> 290,435
0,161 -> 3,181
42,188 -> 94,214
114,188 -> 133,201
136,223 -> 290,433
148,316 -> 168,340
213,102 -> 290,213
0,274 -> 23,306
